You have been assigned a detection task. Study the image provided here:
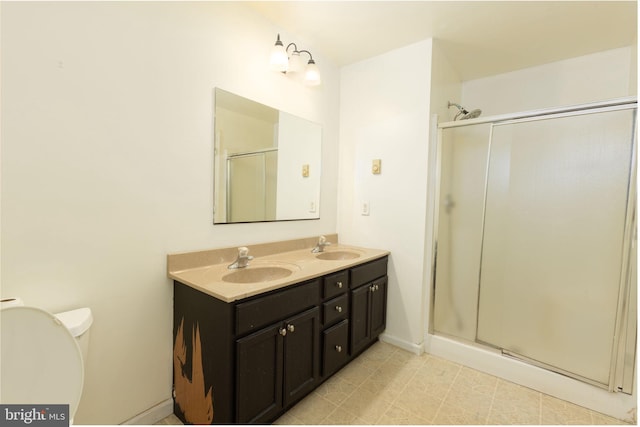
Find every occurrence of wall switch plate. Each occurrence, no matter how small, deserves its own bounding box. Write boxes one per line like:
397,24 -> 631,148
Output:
372,159 -> 381,174
361,201 -> 370,216
309,201 -> 316,213
302,164 -> 310,177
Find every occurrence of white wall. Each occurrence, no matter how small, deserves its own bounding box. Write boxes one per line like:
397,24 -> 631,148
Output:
462,46 -> 636,116
429,39 -> 463,122
1,2 -> 340,424
338,39 -> 433,351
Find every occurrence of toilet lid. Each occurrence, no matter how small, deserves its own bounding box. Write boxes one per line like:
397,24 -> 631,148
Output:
1,306 -> 84,417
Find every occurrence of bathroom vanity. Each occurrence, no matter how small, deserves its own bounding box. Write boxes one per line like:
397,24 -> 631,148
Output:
168,235 -> 389,424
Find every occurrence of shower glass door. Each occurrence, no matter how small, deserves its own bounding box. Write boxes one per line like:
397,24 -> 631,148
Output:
227,150 -> 277,222
433,124 -> 492,341
476,108 -> 636,388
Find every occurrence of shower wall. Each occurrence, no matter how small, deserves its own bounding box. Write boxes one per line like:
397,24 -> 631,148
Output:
461,46 -> 636,116
432,100 -> 636,393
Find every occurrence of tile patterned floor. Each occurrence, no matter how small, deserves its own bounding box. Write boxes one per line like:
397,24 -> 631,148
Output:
158,341 -> 631,425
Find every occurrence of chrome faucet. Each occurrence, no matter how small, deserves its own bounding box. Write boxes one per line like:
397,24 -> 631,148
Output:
311,235 -> 331,253
228,246 -> 254,269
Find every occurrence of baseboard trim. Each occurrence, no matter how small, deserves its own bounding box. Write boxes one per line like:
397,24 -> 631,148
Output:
379,332 -> 424,355
121,399 -> 173,425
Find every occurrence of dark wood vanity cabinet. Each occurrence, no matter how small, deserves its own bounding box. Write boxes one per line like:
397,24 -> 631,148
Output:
236,306 -> 320,423
351,276 -> 387,356
172,255 -> 388,425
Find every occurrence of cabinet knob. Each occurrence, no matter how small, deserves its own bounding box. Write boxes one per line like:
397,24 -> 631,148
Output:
335,345 -> 342,353
279,328 -> 287,336
287,324 -> 295,333
336,281 -> 343,289
335,305 -> 342,313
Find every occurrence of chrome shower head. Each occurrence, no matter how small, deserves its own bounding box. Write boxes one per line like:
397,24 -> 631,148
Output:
448,101 -> 482,121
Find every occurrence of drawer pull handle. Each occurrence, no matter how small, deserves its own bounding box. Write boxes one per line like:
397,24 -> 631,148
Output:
287,324 -> 295,333
335,345 -> 342,353
279,328 -> 287,337
336,281 -> 343,289
335,306 -> 342,313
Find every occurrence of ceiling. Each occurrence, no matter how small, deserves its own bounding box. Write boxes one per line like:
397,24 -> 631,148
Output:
247,1 -> 637,81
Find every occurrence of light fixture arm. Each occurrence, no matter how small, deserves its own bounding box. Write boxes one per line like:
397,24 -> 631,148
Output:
298,50 -> 314,61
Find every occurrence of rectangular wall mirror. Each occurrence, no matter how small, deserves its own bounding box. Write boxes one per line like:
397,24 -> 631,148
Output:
213,88 -> 322,224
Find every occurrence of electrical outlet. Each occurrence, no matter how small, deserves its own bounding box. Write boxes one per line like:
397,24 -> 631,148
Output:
361,201 -> 370,216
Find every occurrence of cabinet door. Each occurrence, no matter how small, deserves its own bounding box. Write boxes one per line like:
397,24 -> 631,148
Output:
283,307 -> 320,408
236,323 -> 284,424
370,277 -> 387,338
350,284 -> 371,355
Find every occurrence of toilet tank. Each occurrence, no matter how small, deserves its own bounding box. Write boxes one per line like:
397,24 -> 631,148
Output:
55,308 -> 93,365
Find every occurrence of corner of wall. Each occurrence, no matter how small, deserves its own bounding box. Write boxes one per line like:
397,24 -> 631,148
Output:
629,42 -> 637,96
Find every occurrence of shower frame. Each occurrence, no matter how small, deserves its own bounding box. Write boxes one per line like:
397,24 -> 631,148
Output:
429,96 -> 637,394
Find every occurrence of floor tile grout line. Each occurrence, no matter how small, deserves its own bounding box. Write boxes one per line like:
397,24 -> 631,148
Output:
430,362 -> 463,424
322,343 -> 399,425
538,389 -> 542,425
483,375 -> 500,425
365,347 -> 405,424
375,348 -> 426,424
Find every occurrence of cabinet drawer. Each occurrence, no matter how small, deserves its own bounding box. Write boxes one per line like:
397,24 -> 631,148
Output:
236,280 -> 320,336
350,256 -> 388,288
322,293 -> 349,327
323,270 -> 349,299
322,320 -> 349,377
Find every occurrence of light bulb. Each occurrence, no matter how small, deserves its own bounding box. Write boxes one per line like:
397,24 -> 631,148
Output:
269,35 -> 288,72
304,59 -> 321,86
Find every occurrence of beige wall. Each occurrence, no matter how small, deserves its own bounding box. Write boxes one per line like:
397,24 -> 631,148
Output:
1,2 -> 340,424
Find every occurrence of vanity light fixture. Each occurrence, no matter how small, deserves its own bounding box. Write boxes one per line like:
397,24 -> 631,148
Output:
269,34 -> 321,86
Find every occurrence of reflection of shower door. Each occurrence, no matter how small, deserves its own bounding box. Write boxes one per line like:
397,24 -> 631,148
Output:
226,150 -> 277,222
477,107 -> 636,389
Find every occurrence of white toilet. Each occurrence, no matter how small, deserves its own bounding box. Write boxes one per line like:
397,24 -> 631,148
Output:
0,298 -> 93,422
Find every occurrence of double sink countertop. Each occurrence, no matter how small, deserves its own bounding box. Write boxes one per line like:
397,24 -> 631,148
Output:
167,234 -> 389,303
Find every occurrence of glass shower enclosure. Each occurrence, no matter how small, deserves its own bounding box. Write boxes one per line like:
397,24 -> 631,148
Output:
431,98 -> 637,393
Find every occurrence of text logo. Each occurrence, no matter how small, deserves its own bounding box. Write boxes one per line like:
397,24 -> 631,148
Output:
0,405 -> 69,427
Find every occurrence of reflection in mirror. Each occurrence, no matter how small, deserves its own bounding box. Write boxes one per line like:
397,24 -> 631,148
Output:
214,88 -> 322,224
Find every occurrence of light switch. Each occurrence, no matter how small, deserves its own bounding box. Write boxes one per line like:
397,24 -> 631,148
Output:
372,159 -> 381,174
309,201 -> 316,213
302,164 -> 310,177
